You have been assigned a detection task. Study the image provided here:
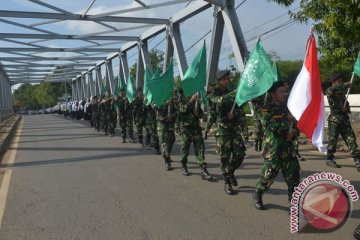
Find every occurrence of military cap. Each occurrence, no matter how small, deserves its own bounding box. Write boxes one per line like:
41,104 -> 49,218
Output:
217,69 -> 230,81
268,81 -> 286,93
330,73 -> 344,82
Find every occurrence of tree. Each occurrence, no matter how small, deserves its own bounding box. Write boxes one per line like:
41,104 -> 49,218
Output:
129,49 -> 165,79
34,82 -> 57,107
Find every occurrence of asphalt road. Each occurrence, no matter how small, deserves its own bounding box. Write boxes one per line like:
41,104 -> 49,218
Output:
0,114 -> 359,240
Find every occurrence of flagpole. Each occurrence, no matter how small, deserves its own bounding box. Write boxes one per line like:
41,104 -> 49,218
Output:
343,71 -> 355,108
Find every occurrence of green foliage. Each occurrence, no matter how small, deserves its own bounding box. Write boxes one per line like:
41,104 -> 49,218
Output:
289,1 -> 360,70
130,49 -> 165,80
14,82 -> 65,110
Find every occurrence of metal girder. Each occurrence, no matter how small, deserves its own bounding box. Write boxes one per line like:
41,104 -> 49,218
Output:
163,26 -> 174,72
171,1 -> 211,23
1,57 -> 105,61
136,43 -> 144,88
119,51 -> 129,81
203,0 -> 225,8
105,60 -> 116,94
134,0 -> 147,7
95,66 -> 102,96
207,6 -> 224,85
140,24 -> 166,41
89,0 -> 190,19
4,63 -> 93,68
0,47 -> 120,53
171,23 -> 188,78
0,10 -> 170,25
0,33 -> 138,41
222,0 -> 249,71
140,40 -> 153,75
88,72 -> 95,97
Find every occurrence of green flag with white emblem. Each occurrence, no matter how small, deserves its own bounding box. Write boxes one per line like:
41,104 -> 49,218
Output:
235,40 -> 276,107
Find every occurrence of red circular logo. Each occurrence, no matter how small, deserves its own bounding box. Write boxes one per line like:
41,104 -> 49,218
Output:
301,182 -> 350,231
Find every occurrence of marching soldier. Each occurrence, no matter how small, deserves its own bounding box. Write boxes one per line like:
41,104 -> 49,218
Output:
251,95 -> 265,151
253,81 -> 301,210
204,83 -> 216,140
92,96 -> 101,132
154,98 -> 177,171
100,91 -> 116,136
325,73 -> 360,171
178,92 -> 213,180
146,102 -> 161,154
115,88 -> 129,143
209,70 -> 246,195
132,88 -> 147,147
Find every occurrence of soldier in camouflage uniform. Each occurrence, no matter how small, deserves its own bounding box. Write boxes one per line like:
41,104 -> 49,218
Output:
127,99 -> 135,142
204,83 -> 216,140
115,89 -> 129,143
325,73 -> 360,171
238,103 -> 249,144
251,95 -> 265,151
132,88 -> 147,147
92,96 -> 101,132
178,93 -> 213,180
100,91 -> 116,136
146,103 -> 161,154
253,81 -> 301,210
209,70 -> 246,195
154,98 -> 177,171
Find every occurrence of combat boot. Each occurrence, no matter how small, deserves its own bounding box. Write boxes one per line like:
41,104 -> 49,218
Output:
200,163 -> 213,180
181,163 -> 190,176
229,171 -> 238,187
353,157 -> 360,172
122,138 -> 126,143
165,157 -> 172,171
326,155 -> 339,168
254,140 -> 259,152
155,145 -> 161,155
253,190 -> 264,210
224,178 -> 234,195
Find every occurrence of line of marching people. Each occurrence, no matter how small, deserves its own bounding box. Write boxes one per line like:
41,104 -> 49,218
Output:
58,70 -> 360,212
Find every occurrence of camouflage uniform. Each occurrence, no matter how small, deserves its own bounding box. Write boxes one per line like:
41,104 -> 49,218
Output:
93,100 -> 101,132
255,103 -> 301,200
155,100 -> 177,166
132,96 -> 147,145
326,83 -> 360,162
127,104 -> 135,141
146,105 -> 160,152
238,103 -> 249,143
210,85 -> 246,185
114,96 -> 129,141
178,98 -> 206,166
100,98 -> 116,135
251,96 -> 265,151
205,92 -> 217,135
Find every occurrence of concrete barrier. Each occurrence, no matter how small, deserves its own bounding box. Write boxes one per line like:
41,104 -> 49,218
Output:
0,115 -> 21,153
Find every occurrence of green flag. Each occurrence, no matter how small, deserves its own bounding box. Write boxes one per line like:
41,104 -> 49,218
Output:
181,42 -> 207,97
148,61 -> 174,108
354,53 -> 360,77
274,61 -> 282,82
235,40 -> 276,107
119,76 -> 127,90
144,67 -> 154,106
126,74 -> 136,103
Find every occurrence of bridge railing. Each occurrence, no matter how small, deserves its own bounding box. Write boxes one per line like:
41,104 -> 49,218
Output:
0,109 -> 14,126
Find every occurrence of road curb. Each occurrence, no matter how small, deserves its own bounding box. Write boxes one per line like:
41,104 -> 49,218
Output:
0,115 -> 22,154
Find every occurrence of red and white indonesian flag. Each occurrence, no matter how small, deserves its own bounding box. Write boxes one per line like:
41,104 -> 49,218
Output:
287,35 -> 327,152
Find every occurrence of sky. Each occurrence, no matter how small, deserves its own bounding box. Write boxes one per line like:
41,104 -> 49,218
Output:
0,0 -> 312,89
